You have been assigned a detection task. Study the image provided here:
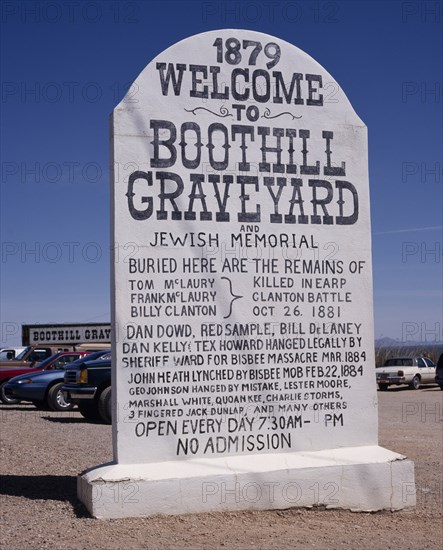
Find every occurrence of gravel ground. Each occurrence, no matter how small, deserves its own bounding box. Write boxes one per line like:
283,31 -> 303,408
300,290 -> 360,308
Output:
1,387 -> 442,549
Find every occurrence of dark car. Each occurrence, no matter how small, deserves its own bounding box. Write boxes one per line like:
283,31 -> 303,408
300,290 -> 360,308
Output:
435,353 -> 443,390
0,351 -> 92,404
4,350 -> 110,411
62,356 -> 111,423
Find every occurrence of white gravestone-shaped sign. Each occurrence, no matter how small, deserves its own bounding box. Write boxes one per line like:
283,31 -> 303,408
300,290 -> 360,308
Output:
79,30 -> 415,518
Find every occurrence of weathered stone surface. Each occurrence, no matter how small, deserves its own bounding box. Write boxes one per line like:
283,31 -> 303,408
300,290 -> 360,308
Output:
79,29 -> 415,517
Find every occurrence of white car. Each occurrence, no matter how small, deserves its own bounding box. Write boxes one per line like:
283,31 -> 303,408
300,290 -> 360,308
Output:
376,356 -> 437,390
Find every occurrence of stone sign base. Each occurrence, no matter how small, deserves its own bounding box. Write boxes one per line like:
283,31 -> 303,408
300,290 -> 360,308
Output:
78,445 -> 415,518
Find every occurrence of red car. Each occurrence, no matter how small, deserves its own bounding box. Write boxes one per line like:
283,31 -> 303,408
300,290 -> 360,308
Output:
0,351 -> 92,404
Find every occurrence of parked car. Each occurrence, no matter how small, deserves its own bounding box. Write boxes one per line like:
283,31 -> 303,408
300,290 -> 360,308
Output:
62,355 -> 111,423
4,350 -> 110,411
376,356 -> 437,390
435,353 -> 443,390
0,347 -> 27,360
0,351 -> 92,404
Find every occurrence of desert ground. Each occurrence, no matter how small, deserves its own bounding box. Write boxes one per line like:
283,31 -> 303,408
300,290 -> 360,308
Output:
1,387 -> 442,549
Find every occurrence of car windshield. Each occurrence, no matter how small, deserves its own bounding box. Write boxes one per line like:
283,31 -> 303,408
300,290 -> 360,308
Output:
384,358 -> 414,367
14,347 -> 31,360
36,353 -> 63,369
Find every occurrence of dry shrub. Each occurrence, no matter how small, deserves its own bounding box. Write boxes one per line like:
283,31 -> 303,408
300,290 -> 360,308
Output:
375,345 -> 442,367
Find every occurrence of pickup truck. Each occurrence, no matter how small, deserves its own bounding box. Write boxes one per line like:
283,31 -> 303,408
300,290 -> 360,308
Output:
435,353 -> 443,390
62,355 -> 111,424
376,356 -> 437,390
0,347 -> 27,360
0,345 -> 75,369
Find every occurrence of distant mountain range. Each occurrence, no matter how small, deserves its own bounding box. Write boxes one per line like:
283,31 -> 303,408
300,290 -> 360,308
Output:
375,337 -> 442,348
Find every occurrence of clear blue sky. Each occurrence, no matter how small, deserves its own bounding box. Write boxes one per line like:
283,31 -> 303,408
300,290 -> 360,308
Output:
1,0 -> 442,346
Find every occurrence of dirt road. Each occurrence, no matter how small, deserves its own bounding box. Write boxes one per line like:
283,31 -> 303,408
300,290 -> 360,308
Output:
1,387 -> 442,549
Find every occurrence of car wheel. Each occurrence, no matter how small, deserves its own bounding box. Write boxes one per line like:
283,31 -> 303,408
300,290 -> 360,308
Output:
409,375 -> 420,390
378,384 -> 389,391
0,381 -> 21,405
47,382 -> 75,411
98,386 -> 112,424
78,400 -> 100,420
